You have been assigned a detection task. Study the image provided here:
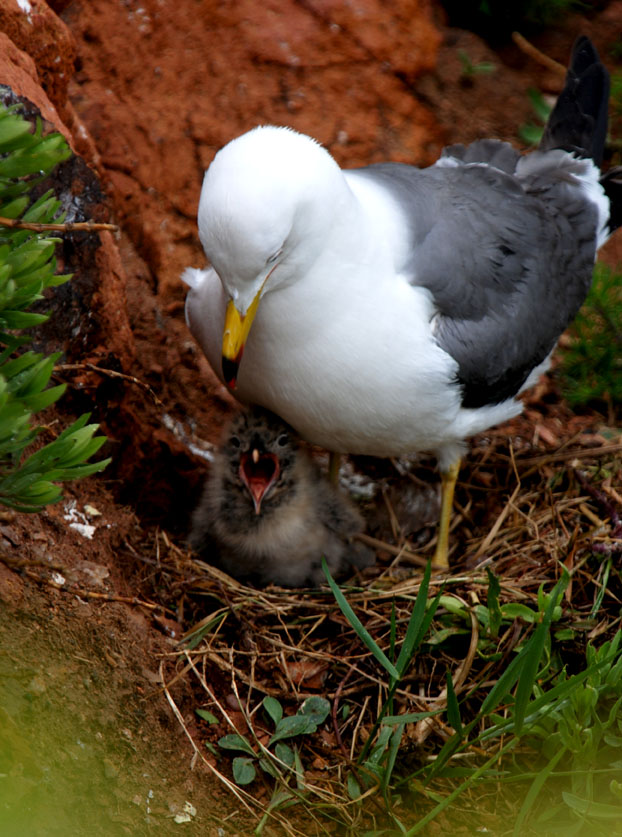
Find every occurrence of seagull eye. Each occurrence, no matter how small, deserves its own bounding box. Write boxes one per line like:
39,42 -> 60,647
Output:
230,435 -> 241,449
276,433 -> 289,447
266,249 -> 282,266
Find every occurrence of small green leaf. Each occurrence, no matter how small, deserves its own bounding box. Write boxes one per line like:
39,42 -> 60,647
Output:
347,772 -> 362,800
274,741 -> 295,767
500,603 -> 537,622
20,384 -> 66,412
0,116 -> 32,151
554,627 -> 576,641
266,787 -> 295,812
0,197 -> 29,219
257,756 -> 279,779
217,733 -> 255,756
232,756 -> 256,785
610,779 -> 622,799
268,714 -> 316,745
438,595 -> 469,617
195,708 -> 218,724
263,695 -> 283,727
299,696 -> 330,726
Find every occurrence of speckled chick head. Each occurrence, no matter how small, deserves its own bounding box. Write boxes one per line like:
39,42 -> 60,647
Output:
220,407 -> 300,517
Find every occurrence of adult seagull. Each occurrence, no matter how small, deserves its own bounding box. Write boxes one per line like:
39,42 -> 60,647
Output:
183,36 -> 621,570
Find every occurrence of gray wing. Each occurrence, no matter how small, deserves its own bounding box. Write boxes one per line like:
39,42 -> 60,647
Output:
353,141 -> 599,408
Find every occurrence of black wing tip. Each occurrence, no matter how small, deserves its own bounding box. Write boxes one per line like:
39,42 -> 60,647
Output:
600,166 -> 622,234
570,35 -> 600,74
540,35 -> 610,166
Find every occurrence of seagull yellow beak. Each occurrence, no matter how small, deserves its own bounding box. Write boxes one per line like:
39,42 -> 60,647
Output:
221,287 -> 262,389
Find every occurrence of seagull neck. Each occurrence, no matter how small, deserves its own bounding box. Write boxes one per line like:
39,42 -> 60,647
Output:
303,181 -> 368,263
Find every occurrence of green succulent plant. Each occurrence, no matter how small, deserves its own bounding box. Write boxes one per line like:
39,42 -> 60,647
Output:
0,102 -> 109,512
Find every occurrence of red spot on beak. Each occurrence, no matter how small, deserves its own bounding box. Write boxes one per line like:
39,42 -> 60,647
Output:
222,350 -> 243,390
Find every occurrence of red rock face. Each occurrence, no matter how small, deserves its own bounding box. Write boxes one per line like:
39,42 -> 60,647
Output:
60,0 -> 443,297
0,0 -> 76,107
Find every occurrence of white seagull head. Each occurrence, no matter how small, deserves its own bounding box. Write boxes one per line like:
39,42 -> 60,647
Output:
198,126 -> 342,308
196,125 -> 347,387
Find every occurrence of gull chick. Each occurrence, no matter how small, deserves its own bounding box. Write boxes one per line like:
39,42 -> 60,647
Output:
189,408 -> 373,587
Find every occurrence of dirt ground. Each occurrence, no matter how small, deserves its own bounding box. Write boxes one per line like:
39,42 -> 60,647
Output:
1,1 -> 622,834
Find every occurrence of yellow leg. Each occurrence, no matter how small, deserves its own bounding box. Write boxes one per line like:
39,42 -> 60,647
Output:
328,451 -> 341,485
433,459 -> 461,570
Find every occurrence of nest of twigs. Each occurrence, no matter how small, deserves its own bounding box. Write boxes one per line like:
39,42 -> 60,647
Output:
123,389 -> 622,835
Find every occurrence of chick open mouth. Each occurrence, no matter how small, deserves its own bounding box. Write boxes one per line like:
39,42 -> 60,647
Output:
238,449 -> 280,514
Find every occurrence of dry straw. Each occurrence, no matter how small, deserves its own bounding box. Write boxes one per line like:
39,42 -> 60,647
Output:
142,422 -> 622,834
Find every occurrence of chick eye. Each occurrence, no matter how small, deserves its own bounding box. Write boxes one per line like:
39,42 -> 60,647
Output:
276,433 -> 289,447
266,248 -> 282,266
230,435 -> 241,449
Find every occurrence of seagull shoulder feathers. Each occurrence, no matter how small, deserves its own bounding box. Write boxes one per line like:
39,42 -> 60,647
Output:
183,36 -> 622,570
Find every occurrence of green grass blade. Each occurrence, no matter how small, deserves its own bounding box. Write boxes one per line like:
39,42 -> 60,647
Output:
479,647 -> 525,717
404,739 -> 518,835
591,556 -> 611,618
382,722 -> 405,795
425,729 -> 467,780
390,599 -> 397,664
381,710 -> 441,724
512,746 -> 567,836
322,557 -> 399,680
394,559 -> 435,676
562,792 -> 622,819
479,652 -> 618,743
513,573 -> 569,734
486,566 -> 502,638
445,670 -> 463,736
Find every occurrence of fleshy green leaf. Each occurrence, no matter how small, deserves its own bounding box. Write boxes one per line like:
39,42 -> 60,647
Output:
0,104 -> 107,513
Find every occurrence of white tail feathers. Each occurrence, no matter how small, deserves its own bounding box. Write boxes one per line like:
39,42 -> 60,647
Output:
180,266 -> 208,289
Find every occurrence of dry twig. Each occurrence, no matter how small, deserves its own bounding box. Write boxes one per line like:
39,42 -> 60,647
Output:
0,216 -> 119,233
511,32 -> 567,76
